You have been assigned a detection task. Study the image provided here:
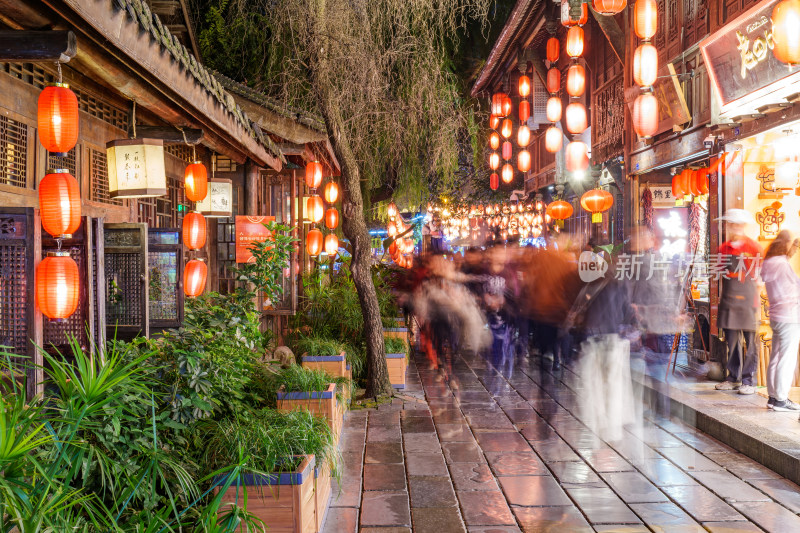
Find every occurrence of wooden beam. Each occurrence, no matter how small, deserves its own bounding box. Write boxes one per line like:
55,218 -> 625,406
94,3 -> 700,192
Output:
278,142 -> 306,156
0,30 -> 76,63
132,125 -> 204,144
590,9 -> 626,64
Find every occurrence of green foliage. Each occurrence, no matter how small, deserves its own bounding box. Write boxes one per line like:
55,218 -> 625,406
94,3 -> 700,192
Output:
232,221 -> 297,306
384,337 -> 408,355
256,364 -> 352,408
293,335 -> 347,357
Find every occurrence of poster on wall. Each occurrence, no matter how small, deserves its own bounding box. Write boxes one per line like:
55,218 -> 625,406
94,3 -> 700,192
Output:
646,186 -> 680,208
235,216 -> 275,263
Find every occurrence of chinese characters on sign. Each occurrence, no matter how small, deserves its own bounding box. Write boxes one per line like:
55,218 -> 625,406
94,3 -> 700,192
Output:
235,216 -> 275,263
106,138 -> 167,198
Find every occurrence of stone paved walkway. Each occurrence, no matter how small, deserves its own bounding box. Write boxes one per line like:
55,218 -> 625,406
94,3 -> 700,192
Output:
321,349 -> 800,532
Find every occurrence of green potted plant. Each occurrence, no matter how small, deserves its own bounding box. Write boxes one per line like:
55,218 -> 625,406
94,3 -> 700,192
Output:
384,336 -> 408,389
295,335 -> 351,382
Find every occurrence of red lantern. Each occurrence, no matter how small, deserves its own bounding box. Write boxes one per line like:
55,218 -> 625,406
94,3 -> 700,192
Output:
324,233 -> 339,256
38,84 -> 79,155
634,0 -> 658,40
633,43 -> 658,87
39,169 -> 81,238
501,163 -> 514,183
489,131 -> 501,150
500,118 -> 513,139
687,169 -> 701,196
547,200 -> 574,220
547,68 -> 561,94
678,168 -> 692,197
305,161 -> 323,189
307,228 -> 323,256
502,141 -> 513,161
773,0 -> 800,65
518,150 -> 531,173
489,152 -> 500,170
546,37 -> 560,63
184,259 -> 207,297
182,212 -> 207,250
671,174 -> 684,198
545,126 -> 563,153
489,114 -> 500,130
519,100 -> 531,122
633,92 -> 659,138
695,168 -> 709,195
518,75 -> 531,98
491,93 -> 509,116
184,161 -> 208,202
592,0 -> 627,15
490,173 -> 500,190
546,97 -> 563,122
566,64 -> 586,97
566,141 -> 589,172
324,181 -> 339,203
517,125 -> 531,147
565,102 -> 588,134
502,95 -> 513,117
36,252 -> 79,320
561,0 -> 589,26
581,189 -> 614,223
325,207 -> 339,229
566,27 -> 584,58
307,195 -> 324,223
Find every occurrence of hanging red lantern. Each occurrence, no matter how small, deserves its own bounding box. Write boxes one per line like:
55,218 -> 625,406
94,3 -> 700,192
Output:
489,131 -> 501,150
566,27 -> 585,58
566,141 -> 589,172
546,37 -> 560,63
39,169 -> 81,239
566,64 -> 586,97
305,161 -> 323,189
184,259 -> 207,297
37,84 -> 79,155
502,141 -> 513,161
545,126 -> 563,153
678,168 -> 692,197
307,195 -> 324,223
519,100 -> 531,122
491,93 -> 509,116
561,0 -> 589,26
324,181 -> 340,203
634,0 -> 658,40
184,161 -> 208,202
502,95 -> 513,116
546,200 -> 574,220
547,68 -> 561,94
565,102 -> 588,134
546,97 -> 563,122
633,92 -> 659,138
773,0 -> 800,65
671,174 -> 684,198
182,212 -> 207,250
592,0 -> 627,15
307,228 -> 323,256
489,152 -> 500,170
500,118 -> 513,139
518,75 -> 531,98
581,189 -> 614,223
36,252 -> 79,320
687,169 -> 701,196
489,114 -> 500,130
325,207 -> 339,229
324,233 -> 339,256
517,125 -> 531,147
695,168 -> 709,195
517,150 -> 532,173
633,43 -> 658,87
490,173 -> 500,190
501,163 -> 514,183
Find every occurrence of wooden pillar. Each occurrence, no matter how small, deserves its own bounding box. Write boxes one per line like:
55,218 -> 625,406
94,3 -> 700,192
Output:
245,160 -> 259,216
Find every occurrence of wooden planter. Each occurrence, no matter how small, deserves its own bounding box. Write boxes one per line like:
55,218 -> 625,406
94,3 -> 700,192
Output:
386,352 -> 407,389
301,353 -> 350,379
314,462 -> 333,531
277,383 -> 345,438
217,455 -> 317,533
383,327 -> 409,341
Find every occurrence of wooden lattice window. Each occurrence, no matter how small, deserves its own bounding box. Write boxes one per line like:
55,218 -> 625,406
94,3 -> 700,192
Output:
138,197 -> 157,228
216,156 -> 237,172
216,218 -> 237,295
164,144 -> 194,163
0,115 -> 27,188
47,147 -> 78,179
89,149 -> 123,205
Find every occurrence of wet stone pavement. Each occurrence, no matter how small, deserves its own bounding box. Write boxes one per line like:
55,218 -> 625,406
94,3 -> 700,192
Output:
321,349 -> 800,532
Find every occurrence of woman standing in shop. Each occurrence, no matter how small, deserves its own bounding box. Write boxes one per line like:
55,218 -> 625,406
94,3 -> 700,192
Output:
761,231 -> 800,412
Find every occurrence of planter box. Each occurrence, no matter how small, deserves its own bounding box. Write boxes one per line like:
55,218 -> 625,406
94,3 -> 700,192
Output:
217,455 -> 317,533
301,353 -> 348,379
314,462 -> 332,531
383,327 -> 409,341
386,352 -> 407,389
277,383 -> 345,438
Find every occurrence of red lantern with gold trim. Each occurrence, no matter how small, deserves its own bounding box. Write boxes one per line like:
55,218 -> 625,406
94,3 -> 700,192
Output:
633,92 -> 659,138
324,233 -> 339,256
546,97 -> 563,122
182,212 -> 207,250
323,181 -> 339,203
634,0 -> 658,40
547,68 -> 561,94
580,189 -> 614,223
566,27 -> 584,58
566,64 -> 586,97
184,259 -> 208,297
325,207 -> 339,229
546,37 -> 560,63
490,173 -> 500,190
307,228 -> 323,256
773,0 -> 800,65
184,161 -> 208,202
545,126 -> 563,153
36,252 -> 79,320
39,169 -> 81,239
547,200 -> 574,220
38,83 -> 79,155
566,141 -> 589,172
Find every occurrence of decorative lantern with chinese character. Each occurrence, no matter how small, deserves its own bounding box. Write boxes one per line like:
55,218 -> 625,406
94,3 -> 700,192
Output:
324,233 -> 339,256
633,92 -> 659,138
324,181 -> 339,204
566,63 -> 586,97
634,0 -> 658,40
307,228 -> 323,256
36,252 -> 79,320
305,161 -> 323,189
773,0 -> 800,65
501,163 -> 514,183
106,139 -> 167,198
565,102 -> 588,134
325,207 -> 339,229
566,27 -> 584,58
184,161 -> 208,202
545,126 -> 563,153
39,169 -> 81,239
196,179 -> 233,217
184,259 -> 207,297
633,43 -> 658,87
593,0 -> 627,15
489,131 -> 501,150
38,84 -> 79,156
547,37 -> 560,63
566,141 -> 589,172
307,195 -> 324,223
517,150 -> 531,173
546,97 -> 563,122
581,189 -> 614,223
547,68 -> 561,94
518,75 -> 531,97
182,212 -> 207,250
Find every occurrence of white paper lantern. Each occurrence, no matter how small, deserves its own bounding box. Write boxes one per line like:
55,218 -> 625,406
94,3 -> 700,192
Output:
106,139 -> 166,198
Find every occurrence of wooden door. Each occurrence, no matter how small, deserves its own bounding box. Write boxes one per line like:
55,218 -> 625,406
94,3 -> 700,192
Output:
104,223 -> 149,340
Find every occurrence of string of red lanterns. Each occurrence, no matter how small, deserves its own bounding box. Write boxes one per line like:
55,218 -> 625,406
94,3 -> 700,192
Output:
632,0 -> 659,138
182,147 -> 209,296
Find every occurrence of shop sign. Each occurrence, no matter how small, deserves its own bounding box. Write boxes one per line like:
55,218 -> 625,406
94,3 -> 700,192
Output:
701,0 -> 797,110
235,215 -> 275,263
645,186 -> 678,208
630,127 -> 708,175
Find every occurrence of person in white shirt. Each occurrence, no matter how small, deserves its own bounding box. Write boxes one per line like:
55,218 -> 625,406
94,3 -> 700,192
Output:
761,231 -> 800,412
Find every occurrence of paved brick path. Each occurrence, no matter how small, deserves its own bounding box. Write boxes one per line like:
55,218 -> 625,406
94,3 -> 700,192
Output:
322,349 -> 800,532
